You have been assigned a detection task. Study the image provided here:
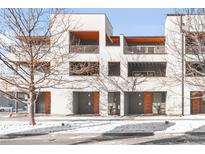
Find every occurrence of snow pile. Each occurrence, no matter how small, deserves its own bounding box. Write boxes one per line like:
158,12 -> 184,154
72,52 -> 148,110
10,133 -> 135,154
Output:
1,120 -> 205,136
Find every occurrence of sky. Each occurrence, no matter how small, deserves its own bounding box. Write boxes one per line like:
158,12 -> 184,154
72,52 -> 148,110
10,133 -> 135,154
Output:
70,8 -> 175,36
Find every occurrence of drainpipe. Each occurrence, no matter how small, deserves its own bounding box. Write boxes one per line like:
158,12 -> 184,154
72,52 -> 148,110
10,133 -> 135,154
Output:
181,15 -> 185,116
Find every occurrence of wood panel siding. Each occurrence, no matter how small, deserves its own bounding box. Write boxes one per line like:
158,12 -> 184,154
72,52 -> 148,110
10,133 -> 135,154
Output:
93,92 -> 99,114
44,92 -> 51,114
191,92 -> 202,114
144,92 -> 153,114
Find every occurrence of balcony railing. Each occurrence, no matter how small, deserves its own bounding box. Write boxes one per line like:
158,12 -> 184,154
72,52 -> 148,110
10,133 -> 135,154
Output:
129,71 -> 166,77
124,46 -> 165,54
186,45 -> 205,54
69,45 -> 99,54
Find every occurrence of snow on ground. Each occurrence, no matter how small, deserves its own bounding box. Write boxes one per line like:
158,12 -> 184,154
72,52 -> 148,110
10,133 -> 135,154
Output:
34,114 -> 205,120
1,118 -> 205,136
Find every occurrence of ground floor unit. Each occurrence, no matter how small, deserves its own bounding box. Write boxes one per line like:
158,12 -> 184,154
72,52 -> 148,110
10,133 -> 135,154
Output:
50,90 -> 205,116
1,90 -> 205,116
0,91 -> 50,114
71,91 -> 166,115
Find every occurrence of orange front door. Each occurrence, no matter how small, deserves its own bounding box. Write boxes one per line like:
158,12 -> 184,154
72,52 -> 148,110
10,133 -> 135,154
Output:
191,92 -> 202,114
44,92 -> 51,114
144,92 -> 153,114
93,92 -> 99,114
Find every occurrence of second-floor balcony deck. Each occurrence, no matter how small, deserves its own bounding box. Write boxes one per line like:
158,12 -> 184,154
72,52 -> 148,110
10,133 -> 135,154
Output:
124,46 -> 166,54
69,45 -> 99,54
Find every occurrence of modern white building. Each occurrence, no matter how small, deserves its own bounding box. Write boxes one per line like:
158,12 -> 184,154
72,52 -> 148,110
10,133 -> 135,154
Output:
1,13 -> 205,116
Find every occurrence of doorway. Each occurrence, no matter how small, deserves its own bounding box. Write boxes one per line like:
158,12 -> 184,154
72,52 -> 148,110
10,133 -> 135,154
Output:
191,92 -> 204,114
35,92 -> 51,114
127,92 -> 144,114
73,92 -> 99,114
144,92 -> 153,114
124,92 -> 166,115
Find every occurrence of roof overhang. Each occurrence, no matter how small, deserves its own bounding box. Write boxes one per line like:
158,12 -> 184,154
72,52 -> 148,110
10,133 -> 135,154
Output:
125,37 -> 165,43
71,31 -> 99,41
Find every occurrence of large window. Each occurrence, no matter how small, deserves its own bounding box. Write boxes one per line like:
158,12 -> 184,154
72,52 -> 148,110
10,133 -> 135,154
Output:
69,62 -> 99,76
108,62 -> 120,76
0,92 -> 28,113
186,62 -> 205,76
16,61 -> 50,75
128,62 -> 166,77
186,33 -> 205,54
108,92 -> 120,115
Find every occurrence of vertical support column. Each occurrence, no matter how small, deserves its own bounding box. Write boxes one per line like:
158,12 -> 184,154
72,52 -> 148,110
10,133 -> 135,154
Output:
184,87 -> 191,115
120,91 -> 125,116
99,90 -> 108,116
120,34 -> 125,54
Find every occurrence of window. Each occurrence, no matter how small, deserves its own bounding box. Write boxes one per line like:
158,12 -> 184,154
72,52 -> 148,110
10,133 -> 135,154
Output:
128,62 -> 166,77
108,62 -> 120,76
185,33 -> 205,54
186,62 -> 205,76
69,62 -> 99,76
16,61 -> 50,75
108,92 -> 120,115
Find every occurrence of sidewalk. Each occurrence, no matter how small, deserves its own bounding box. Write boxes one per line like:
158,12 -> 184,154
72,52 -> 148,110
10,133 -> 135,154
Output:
2,113 -> 205,121
35,114 -> 205,121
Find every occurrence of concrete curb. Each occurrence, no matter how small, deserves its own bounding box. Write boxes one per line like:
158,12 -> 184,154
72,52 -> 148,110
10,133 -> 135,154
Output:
1,131 -> 205,139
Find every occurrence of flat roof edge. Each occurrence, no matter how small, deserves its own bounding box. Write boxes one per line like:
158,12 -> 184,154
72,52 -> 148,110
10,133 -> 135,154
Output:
167,14 -> 185,16
51,13 -> 113,30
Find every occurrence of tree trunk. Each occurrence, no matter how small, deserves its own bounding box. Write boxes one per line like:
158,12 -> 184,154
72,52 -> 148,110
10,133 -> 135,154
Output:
28,91 -> 36,125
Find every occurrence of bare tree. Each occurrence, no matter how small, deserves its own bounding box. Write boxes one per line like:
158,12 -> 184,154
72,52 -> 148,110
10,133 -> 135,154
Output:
0,8 -> 79,125
166,9 -> 205,91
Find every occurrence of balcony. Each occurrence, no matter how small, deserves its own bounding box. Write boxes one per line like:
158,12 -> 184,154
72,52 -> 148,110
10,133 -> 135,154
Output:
69,45 -> 99,54
124,46 -> 165,54
69,31 -> 99,54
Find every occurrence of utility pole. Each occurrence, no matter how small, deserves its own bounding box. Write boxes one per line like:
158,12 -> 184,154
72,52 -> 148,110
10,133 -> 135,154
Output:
181,15 -> 185,116
15,92 -> 18,113
14,64 -> 18,113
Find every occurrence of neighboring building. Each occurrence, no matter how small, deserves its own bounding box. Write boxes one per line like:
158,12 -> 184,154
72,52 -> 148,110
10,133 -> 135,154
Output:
1,13 -> 205,116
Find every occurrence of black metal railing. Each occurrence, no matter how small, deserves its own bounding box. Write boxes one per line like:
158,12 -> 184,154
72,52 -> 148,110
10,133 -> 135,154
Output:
69,45 -> 99,54
124,46 -> 165,54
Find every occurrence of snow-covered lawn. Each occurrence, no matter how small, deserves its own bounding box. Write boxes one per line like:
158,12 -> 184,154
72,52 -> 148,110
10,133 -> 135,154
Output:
1,119 -> 205,136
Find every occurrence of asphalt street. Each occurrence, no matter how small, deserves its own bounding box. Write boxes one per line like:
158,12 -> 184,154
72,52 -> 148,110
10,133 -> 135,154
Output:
1,132 -> 205,145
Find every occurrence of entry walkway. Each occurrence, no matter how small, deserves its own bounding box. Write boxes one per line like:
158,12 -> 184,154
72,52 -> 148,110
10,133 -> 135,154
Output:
36,114 -> 205,121
2,113 -> 205,121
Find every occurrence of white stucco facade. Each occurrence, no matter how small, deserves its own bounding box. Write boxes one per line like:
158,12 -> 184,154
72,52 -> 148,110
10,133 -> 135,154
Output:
49,13 -> 192,116
2,13 -> 205,116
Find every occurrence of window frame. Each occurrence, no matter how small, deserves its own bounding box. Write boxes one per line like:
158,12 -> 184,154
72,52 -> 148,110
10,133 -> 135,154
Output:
108,62 -> 121,76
